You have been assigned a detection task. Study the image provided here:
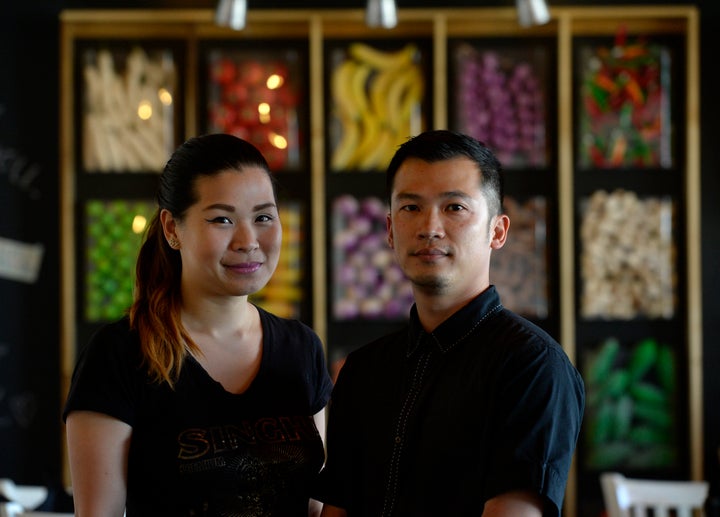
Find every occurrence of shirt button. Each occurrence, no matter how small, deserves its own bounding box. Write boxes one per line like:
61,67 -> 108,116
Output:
395,436 -> 401,444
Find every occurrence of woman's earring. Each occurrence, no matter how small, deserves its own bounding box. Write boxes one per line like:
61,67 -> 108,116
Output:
168,237 -> 180,249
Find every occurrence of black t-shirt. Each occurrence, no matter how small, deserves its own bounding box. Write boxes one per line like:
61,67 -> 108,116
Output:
64,308 -> 333,516
316,286 -> 585,517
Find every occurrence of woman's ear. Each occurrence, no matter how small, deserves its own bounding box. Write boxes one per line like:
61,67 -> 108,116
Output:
490,214 -> 510,250
160,208 -> 178,245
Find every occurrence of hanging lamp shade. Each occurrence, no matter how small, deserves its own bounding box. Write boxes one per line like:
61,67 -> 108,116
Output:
516,0 -> 551,27
215,0 -> 247,31
366,0 -> 398,29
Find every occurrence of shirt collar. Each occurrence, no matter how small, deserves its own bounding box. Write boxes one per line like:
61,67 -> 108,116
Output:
406,285 -> 503,358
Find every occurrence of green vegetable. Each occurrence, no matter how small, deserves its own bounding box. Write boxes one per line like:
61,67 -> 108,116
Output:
588,337 -> 620,386
586,441 -> 633,468
656,343 -> 676,394
604,369 -> 631,399
630,381 -> 667,405
629,425 -> 669,445
633,401 -> 672,429
628,338 -> 658,382
614,395 -> 634,439
591,402 -> 616,445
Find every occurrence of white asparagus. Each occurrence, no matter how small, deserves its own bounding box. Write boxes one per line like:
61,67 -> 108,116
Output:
82,46 -> 176,172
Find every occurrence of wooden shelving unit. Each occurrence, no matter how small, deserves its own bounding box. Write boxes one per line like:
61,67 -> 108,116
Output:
59,7 -> 701,516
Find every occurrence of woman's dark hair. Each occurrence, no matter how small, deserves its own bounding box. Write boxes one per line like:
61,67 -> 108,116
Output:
385,129 -> 504,217
129,133 -> 277,386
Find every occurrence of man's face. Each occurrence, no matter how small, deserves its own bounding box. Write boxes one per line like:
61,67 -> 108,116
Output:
387,156 -> 508,299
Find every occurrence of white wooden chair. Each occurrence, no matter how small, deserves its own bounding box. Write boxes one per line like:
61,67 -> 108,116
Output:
601,471 -> 709,517
0,480 -> 47,513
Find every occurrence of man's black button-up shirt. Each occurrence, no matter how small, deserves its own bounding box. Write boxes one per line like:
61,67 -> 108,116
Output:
316,286 -> 585,517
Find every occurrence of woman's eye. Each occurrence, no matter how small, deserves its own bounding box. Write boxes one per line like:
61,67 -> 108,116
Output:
255,214 -> 274,223
207,216 -> 232,224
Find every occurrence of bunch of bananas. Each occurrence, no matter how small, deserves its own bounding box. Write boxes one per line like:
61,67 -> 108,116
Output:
330,42 -> 424,171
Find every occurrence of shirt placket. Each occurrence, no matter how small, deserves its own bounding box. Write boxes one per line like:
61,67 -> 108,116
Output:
381,335 -> 433,517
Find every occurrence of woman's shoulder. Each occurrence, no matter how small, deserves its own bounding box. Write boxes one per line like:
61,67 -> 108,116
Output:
81,316 -> 142,363
256,306 -> 316,337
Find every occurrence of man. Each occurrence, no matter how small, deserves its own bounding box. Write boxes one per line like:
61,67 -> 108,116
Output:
316,130 -> 584,517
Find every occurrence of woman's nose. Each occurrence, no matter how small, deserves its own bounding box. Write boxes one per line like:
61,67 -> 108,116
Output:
231,222 -> 259,251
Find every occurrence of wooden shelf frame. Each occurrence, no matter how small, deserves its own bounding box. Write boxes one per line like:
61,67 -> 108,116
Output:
59,7 -> 701,515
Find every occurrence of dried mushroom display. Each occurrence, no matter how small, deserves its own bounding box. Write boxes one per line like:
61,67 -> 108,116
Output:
580,189 -> 675,319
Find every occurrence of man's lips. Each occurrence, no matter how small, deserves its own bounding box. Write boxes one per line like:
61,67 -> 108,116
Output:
411,247 -> 448,258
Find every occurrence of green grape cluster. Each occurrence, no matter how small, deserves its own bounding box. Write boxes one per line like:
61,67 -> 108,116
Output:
85,199 -> 155,322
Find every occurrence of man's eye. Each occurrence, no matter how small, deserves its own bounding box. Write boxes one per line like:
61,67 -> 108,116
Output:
447,204 -> 465,212
400,205 -> 419,212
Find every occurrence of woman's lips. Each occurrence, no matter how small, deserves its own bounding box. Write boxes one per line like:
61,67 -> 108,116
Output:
225,262 -> 262,273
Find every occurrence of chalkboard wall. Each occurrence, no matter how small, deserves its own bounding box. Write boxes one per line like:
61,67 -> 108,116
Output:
1,0 -> 718,503
1,1 -> 63,486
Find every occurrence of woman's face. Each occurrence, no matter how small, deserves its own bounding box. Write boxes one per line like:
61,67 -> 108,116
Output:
165,167 -> 282,300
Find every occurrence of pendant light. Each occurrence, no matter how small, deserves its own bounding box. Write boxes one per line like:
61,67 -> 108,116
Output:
516,0 -> 551,27
215,0 -> 247,31
365,0 -> 398,29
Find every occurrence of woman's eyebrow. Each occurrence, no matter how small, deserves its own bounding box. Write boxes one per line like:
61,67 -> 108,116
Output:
203,203 -> 235,212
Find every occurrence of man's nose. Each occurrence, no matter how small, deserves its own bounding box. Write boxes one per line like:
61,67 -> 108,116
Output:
417,209 -> 445,240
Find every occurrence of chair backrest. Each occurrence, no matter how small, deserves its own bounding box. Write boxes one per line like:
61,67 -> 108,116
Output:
601,472 -> 709,517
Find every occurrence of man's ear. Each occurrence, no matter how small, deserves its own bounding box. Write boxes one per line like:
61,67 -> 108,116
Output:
386,212 -> 394,249
490,214 -> 510,250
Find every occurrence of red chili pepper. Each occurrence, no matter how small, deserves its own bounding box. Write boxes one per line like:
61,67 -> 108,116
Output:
615,24 -> 628,48
584,96 -> 602,117
609,134 -> 628,166
590,144 -> 605,167
594,72 -> 618,93
621,45 -> 649,60
624,77 -> 645,106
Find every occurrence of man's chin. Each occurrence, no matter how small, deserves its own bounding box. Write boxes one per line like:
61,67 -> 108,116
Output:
410,274 -> 449,293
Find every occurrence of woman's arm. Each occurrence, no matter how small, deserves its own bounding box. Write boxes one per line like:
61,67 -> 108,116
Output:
309,408 -> 328,517
320,504 -> 348,517
313,407 -> 327,445
66,410 -> 132,517
481,490 -> 544,517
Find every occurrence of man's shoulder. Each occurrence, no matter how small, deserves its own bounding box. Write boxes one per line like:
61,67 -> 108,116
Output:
495,307 -> 559,345
346,325 -> 408,362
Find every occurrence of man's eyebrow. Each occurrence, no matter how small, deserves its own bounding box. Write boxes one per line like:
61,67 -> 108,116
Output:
393,191 -> 471,201
394,192 -> 422,201
440,190 -> 472,200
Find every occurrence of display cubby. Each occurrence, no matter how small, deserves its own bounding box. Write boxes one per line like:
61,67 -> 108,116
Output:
59,7 -> 701,516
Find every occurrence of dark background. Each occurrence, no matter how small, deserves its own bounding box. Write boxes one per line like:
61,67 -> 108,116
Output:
1,0 -> 718,505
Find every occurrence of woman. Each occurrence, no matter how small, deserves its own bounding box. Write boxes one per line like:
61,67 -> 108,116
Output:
64,134 -> 333,516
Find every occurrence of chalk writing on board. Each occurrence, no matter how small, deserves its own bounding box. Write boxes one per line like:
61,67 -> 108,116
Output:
0,236 -> 44,284
0,102 -> 42,200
